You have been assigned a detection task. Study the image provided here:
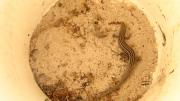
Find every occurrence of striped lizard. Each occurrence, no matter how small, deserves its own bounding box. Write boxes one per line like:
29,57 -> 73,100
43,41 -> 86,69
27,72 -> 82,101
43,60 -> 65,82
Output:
92,22 -> 136,100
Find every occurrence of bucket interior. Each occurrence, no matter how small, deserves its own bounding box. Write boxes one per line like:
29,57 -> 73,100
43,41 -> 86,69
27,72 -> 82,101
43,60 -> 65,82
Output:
0,0 -> 179,101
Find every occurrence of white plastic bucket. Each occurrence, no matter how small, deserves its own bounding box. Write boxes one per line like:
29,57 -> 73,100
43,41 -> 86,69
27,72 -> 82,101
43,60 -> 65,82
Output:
0,0 -> 180,101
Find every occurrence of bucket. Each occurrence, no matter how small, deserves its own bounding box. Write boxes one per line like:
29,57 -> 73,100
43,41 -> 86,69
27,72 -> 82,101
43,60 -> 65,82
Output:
0,0 -> 179,101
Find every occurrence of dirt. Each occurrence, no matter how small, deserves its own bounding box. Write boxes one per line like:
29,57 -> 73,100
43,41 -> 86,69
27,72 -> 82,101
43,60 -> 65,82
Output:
29,0 -> 158,101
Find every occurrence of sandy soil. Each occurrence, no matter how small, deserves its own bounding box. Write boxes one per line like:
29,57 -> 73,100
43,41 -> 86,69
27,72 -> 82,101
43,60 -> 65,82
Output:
29,0 -> 158,101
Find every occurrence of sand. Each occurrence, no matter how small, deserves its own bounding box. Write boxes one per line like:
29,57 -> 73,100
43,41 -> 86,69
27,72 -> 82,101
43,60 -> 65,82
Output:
29,0 -> 158,101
